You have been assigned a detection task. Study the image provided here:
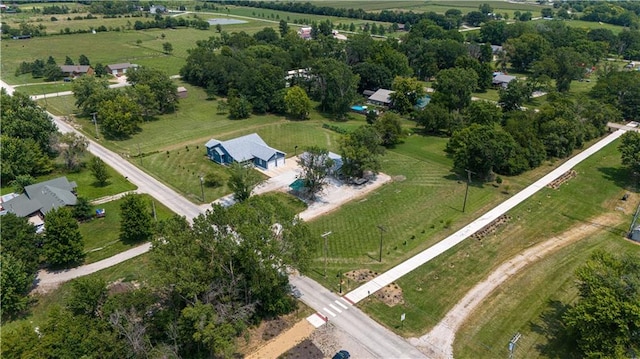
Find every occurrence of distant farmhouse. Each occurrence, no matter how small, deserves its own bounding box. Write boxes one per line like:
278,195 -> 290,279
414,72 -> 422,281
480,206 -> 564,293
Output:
367,88 -> 395,107
205,133 -> 286,170
149,4 -> 167,14
492,73 -> 516,88
0,177 -> 78,232
298,27 -> 312,40
60,65 -> 94,78
105,62 -> 134,76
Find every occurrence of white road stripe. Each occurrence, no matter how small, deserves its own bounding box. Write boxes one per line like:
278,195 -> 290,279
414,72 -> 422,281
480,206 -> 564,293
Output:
323,307 -> 336,317
335,300 -> 348,309
329,303 -> 342,313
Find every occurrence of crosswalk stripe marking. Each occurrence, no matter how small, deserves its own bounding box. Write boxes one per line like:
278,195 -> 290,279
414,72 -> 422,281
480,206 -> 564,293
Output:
335,300 -> 348,309
329,304 -> 342,313
323,307 -> 336,317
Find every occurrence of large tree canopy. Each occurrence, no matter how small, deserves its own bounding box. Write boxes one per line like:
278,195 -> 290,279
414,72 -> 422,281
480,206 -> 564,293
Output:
432,67 -> 478,112
1,90 -> 57,155
311,58 -> 359,119
446,123 -> 518,180
297,146 -> 334,200
562,251 -> 640,358
339,125 -> 385,178
619,131 -> 640,174
150,196 -> 312,356
126,66 -> 178,114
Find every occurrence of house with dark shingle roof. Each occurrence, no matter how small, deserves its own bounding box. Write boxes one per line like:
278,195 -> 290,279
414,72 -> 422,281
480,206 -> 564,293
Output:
205,133 -> 286,170
1,177 -> 78,232
60,65 -> 94,77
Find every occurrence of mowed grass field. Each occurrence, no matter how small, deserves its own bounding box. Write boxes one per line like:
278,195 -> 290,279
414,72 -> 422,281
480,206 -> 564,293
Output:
0,152 -> 136,199
218,6 -> 393,29
358,139 -> 638,340
454,229 -> 639,358
81,194 -> 175,264
1,16 -> 277,85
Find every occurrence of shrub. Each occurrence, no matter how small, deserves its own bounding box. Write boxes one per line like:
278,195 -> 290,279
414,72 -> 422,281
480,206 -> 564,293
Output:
204,172 -> 223,188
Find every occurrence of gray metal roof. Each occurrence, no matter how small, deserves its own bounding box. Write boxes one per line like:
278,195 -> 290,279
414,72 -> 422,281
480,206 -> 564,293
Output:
4,177 -> 78,217
2,195 -> 42,217
205,133 -> 284,163
492,74 -> 516,84
106,62 -> 132,70
368,89 -> 394,104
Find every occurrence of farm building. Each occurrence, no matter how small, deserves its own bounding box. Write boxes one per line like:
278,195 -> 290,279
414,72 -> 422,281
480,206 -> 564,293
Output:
105,62 -> 133,76
60,65 -> 94,77
367,89 -> 395,107
298,27 -> 312,40
205,133 -> 285,170
492,73 -> 516,88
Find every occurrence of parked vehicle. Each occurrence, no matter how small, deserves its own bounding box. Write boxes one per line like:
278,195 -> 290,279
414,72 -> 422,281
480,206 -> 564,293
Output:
332,350 -> 350,359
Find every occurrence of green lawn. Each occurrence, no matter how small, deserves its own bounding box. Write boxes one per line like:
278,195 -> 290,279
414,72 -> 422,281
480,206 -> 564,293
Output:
218,6 -> 393,29
137,115 -> 346,203
38,94 -> 78,116
454,229 -> 639,358
13,82 -> 74,96
0,153 -> 136,198
2,19 -> 274,85
357,139 -> 637,339
303,132 -> 560,288
81,194 -> 175,263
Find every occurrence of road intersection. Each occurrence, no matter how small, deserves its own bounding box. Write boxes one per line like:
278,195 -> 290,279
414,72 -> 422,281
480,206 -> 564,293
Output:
2,79 -> 632,358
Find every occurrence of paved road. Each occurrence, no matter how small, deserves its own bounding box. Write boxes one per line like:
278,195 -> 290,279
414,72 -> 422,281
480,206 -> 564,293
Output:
290,275 -> 427,359
343,129 -> 626,305
0,80 -> 421,357
3,79 -> 632,357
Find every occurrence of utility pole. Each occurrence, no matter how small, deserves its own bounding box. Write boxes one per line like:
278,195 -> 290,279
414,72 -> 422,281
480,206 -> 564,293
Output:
199,175 -> 205,202
462,169 -> 475,213
377,225 -> 386,262
91,112 -> 99,138
321,231 -> 332,277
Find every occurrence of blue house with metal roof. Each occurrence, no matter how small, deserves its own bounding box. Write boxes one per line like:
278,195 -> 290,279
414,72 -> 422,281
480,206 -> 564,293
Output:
205,133 -> 286,170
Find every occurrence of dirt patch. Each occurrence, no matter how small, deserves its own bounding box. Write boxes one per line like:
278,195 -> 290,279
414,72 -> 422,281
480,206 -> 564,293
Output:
107,279 -> 134,295
245,320 -> 315,359
262,317 -> 290,341
472,214 -> 512,240
393,175 -> 407,182
547,169 -> 577,189
278,338 -> 324,359
346,269 -> 404,307
239,311 -> 310,358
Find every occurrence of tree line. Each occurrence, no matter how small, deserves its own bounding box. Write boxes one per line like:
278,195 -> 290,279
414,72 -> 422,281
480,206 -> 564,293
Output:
2,195 -> 312,358
72,67 -> 178,138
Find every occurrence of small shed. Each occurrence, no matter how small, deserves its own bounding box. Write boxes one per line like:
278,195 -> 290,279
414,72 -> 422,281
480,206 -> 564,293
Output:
177,86 -> 188,98
632,225 -> 640,242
